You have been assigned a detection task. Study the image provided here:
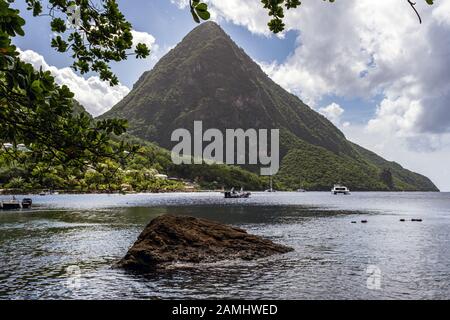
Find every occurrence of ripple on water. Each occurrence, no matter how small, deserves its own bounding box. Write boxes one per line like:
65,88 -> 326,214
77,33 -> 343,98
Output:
0,192 -> 449,299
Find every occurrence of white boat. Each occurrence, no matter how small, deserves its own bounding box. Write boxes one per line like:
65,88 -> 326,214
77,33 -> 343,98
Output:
332,184 -> 350,195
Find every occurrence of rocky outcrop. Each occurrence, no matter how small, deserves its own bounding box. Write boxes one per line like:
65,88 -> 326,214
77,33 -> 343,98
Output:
118,214 -> 293,271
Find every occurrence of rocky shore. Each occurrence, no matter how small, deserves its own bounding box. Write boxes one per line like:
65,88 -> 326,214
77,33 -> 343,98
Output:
118,215 -> 293,271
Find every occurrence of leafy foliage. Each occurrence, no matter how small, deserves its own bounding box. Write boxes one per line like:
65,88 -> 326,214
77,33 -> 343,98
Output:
260,0 -> 434,33
0,0 -> 150,178
0,137 -> 267,192
189,0 -> 210,23
187,1 -> 435,33
25,0 -> 150,85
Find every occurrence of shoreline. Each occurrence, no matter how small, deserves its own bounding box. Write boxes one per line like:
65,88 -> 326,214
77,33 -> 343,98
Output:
0,189 -> 443,196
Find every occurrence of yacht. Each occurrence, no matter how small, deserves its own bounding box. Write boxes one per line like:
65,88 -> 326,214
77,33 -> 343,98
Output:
331,184 -> 350,195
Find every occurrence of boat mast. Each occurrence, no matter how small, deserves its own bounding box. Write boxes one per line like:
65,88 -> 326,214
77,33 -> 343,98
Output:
269,167 -> 273,191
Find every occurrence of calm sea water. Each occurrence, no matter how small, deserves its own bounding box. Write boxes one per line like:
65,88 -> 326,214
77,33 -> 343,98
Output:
0,192 -> 449,300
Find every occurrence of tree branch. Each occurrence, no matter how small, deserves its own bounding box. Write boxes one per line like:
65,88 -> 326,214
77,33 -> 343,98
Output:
408,0 -> 422,24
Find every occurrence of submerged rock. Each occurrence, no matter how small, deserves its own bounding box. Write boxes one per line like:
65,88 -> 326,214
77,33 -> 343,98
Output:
118,214 -> 293,271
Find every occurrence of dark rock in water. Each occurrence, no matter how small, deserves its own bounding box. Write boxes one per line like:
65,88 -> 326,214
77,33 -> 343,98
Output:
118,215 -> 293,271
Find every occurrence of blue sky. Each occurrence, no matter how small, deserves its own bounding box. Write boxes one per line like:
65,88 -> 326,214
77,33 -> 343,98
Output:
13,0 -> 368,124
11,0 -> 380,123
11,0 -> 450,191
13,1 -> 297,85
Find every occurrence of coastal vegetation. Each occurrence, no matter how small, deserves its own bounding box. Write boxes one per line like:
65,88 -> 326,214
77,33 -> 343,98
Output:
0,1 -> 438,194
0,135 -> 268,193
101,22 -> 439,192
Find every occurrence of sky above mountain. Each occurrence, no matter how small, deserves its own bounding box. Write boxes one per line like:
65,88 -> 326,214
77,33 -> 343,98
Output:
11,0 -> 450,191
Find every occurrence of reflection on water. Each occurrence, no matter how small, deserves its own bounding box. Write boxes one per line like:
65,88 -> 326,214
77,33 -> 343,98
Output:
0,192 -> 449,299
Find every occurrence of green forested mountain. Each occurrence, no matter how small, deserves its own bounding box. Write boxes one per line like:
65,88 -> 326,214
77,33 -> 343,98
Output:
0,98 -> 267,193
72,100 -> 93,119
0,133 -> 267,193
100,22 -> 438,192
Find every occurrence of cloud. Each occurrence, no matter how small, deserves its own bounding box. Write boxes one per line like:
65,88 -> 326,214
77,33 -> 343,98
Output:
17,29 -> 159,117
343,124 -> 450,191
18,48 -> 130,117
179,0 -> 450,189
197,1 -> 450,137
170,0 -> 189,9
131,30 -> 158,55
319,103 -> 344,126
171,0 -> 271,35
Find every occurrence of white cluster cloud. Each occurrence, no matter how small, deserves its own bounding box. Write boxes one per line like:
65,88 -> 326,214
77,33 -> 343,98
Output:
319,103 -> 344,127
171,0 -> 450,189
185,0 -> 450,136
18,49 -> 130,117
131,30 -> 158,55
172,0 -> 271,35
18,30 -> 158,117
343,125 -> 450,191
267,0 -> 450,140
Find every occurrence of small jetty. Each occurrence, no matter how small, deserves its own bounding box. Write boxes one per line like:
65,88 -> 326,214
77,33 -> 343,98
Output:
0,198 -> 33,210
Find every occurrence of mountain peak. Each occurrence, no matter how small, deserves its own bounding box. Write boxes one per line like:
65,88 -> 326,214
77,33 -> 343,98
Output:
99,22 -> 438,192
181,21 -> 230,46
197,20 -> 223,30
102,22 -> 355,154
191,21 -> 226,35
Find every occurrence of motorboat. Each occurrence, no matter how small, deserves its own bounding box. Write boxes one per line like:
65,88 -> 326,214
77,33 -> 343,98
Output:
331,184 -> 350,195
0,197 -> 33,210
224,188 -> 251,199
1,200 -> 21,210
21,198 -> 33,209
